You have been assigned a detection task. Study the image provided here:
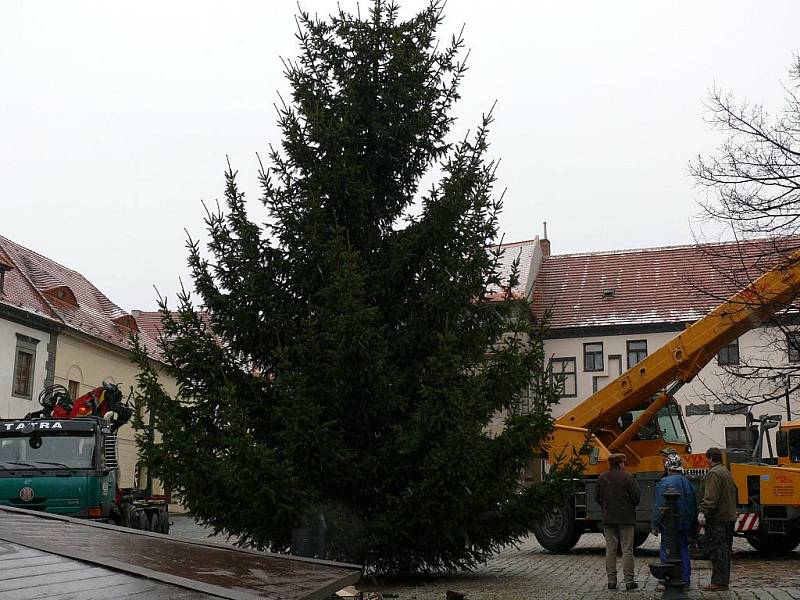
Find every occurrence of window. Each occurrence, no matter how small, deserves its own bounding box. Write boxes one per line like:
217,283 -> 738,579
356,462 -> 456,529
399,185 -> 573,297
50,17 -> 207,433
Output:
13,352 -> 33,397
12,334 -> 39,399
718,338 -> 740,366
725,426 -> 758,450
583,342 -> 604,372
617,402 -> 689,443
790,333 -> 800,363
657,403 -> 689,444
0,432 -> 94,469
626,340 -> 647,368
788,429 -> 800,462
551,358 -> 577,397
68,380 -> 80,400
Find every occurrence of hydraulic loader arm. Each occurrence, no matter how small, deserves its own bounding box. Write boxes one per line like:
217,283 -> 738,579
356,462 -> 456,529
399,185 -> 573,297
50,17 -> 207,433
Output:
556,250 -> 800,438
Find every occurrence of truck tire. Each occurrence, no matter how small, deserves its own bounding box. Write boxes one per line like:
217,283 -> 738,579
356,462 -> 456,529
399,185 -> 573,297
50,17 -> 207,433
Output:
133,510 -> 148,531
158,509 -> 170,534
149,512 -> 160,534
119,503 -> 133,529
533,502 -> 582,553
747,532 -> 800,554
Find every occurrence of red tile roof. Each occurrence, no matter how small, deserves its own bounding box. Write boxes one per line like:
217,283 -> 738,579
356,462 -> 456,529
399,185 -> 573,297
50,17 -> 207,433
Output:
133,309 -> 220,350
131,310 -> 166,341
0,245 -> 60,322
0,235 -> 162,359
530,238 -> 797,330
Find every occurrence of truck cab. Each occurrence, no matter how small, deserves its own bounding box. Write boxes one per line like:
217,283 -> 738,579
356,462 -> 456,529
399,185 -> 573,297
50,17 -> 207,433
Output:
776,421 -> 800,466
0,417 -> 116,519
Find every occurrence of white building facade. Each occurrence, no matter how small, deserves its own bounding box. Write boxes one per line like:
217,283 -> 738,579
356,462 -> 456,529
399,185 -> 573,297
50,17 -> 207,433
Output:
0,257 -> 61,419
503,236 -> 799,454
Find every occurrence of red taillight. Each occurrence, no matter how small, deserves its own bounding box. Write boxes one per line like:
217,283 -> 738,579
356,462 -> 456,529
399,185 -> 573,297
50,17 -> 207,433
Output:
88,506 -> 102,518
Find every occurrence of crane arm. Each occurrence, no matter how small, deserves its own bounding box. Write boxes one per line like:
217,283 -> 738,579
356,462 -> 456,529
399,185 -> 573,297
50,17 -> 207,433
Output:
556,250 -> 800,432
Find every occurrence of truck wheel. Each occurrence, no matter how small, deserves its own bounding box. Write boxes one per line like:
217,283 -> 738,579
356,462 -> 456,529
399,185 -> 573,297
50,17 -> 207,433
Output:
149,512 -> 160,533
633,531 -> 649,548
133,511 -> 148,531
533,502 -> 582,553
157,509 -> 170,534
747,533 -> 800,554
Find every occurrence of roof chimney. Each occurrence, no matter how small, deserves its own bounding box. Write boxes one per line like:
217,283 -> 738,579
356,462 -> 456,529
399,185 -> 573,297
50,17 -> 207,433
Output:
540,222 -> 551,257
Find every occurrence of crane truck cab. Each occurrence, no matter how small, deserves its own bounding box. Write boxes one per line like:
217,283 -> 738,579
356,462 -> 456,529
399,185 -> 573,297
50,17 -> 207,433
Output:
0,383 -> 169,533
535,397 -> 692,552
776,420 -> 800,465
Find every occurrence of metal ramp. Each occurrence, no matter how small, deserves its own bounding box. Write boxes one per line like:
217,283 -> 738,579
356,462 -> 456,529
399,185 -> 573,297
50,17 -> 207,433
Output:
0,506 -> 360,600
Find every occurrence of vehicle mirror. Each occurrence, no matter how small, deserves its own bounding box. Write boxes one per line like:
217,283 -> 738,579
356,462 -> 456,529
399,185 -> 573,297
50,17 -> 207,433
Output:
28,432 -> 42,450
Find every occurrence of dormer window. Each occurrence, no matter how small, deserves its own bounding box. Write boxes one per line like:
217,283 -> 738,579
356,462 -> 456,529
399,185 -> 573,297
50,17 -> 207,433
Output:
113,315 -> 139,333
43,285 -> 78,307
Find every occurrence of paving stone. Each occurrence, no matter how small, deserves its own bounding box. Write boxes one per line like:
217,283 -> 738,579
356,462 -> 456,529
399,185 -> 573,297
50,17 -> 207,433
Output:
360,533 -> 800,599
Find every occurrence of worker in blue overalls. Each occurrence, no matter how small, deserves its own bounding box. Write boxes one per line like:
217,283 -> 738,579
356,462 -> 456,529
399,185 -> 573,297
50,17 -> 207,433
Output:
651,453 -> 697,591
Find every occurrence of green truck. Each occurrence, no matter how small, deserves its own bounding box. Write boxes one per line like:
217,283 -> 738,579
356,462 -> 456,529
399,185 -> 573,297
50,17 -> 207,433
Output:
0,383 -> 169,532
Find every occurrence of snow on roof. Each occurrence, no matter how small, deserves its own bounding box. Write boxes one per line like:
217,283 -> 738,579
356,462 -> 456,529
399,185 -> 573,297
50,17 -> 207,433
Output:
529,237 -> 798,330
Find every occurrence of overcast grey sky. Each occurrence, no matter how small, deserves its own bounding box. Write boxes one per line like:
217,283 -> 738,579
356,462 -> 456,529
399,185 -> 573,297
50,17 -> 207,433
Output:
2,1 -> 799,311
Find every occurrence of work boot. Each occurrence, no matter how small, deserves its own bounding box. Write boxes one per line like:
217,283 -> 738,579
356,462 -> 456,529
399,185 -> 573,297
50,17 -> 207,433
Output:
625,582 -> 638,591
701,583 -> 728,591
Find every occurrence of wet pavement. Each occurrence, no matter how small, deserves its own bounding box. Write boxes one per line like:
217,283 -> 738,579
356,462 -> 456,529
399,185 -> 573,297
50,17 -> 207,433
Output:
169,514 -> 237,545
0,507 -> 359,600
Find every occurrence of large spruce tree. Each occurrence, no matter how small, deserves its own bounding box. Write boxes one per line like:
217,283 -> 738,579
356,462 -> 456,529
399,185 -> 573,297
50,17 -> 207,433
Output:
133,0 -> 569,573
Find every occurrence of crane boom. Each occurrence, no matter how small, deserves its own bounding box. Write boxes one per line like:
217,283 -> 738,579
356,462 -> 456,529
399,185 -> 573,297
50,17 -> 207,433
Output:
556,250 -> 800,436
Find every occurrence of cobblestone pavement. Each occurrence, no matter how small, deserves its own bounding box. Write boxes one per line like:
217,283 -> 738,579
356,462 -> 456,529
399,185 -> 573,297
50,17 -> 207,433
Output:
169,517 -> 800,599
360,534 -> 800,600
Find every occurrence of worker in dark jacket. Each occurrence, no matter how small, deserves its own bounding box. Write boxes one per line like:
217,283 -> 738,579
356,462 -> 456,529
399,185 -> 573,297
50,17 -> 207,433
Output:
651,453 -> 696,590
594,452 -> 641,591
698,447 -> 738,591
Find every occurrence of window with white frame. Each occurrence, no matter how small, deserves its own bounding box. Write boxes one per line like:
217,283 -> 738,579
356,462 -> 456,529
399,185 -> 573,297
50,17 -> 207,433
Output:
626,340 -> 647,368
718,338 -> 740,366
12,334 -> 39,400
583,342 -> 604,372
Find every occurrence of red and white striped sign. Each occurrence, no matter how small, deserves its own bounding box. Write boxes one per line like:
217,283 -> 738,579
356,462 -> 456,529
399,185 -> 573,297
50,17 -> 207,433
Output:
735,512 -> 760,532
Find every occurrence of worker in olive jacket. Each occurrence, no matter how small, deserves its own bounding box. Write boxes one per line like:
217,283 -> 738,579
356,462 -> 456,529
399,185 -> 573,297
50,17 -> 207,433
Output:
595,452 -> 641,591
698,447 -> 738,591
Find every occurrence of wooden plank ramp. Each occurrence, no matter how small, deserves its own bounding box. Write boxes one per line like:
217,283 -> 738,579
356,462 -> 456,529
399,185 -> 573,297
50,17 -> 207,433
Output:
0,506 -> 360,600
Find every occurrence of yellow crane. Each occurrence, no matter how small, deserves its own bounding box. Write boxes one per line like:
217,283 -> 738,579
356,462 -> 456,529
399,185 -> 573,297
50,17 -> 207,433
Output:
534,249 -> 800,553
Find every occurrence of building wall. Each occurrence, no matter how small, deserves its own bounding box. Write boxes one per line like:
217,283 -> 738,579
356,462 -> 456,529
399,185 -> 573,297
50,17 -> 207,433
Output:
0,317 -> 54,419
52,331 -> 177,490
544,326 -> 798,453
